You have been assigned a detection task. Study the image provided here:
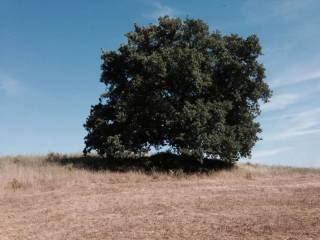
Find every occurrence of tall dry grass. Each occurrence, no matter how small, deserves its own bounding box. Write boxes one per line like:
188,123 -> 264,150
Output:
0,154 -> 157,193
1,154 -> 319,193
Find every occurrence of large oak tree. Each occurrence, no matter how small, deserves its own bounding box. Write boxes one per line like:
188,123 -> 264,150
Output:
84,17 -> 271,163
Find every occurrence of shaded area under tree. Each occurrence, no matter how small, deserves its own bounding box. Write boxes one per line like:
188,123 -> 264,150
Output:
46,152 -> 233,173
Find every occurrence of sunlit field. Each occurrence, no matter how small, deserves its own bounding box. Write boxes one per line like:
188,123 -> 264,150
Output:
1,154 -> 319,239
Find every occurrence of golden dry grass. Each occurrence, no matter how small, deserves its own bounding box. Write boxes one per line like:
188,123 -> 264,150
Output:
1,155 -> 320,239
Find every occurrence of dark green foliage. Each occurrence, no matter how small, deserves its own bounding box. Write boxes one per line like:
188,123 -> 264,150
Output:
84,17 -> 271,163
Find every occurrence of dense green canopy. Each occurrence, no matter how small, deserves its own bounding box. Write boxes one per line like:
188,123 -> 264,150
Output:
84,17 -> 271,163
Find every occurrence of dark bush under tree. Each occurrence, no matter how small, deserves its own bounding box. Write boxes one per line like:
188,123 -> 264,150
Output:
84,16 -> 271,163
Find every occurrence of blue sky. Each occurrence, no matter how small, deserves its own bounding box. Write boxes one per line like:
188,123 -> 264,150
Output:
1,0 -> 319,167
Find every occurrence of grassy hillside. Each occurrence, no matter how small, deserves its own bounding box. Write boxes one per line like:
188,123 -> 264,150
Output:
1,154 -> 320,239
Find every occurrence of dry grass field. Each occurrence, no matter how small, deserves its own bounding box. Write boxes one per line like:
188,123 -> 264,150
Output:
0,154 -> 320,240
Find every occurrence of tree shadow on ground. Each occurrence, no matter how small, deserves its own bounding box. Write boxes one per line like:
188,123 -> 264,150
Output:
46,152 -> 234,174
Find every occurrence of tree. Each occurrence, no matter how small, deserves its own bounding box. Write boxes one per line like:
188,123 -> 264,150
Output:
83,16 -> 271,163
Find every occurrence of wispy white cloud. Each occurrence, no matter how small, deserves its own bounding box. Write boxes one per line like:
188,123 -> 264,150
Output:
253,146 -> 292,159
263,108 -> 320,122
274,123 -> 320,140
270,68 -> 320,88
262,93 -> 301,112
267,108 -> 320,140
262,81 -> 320,113
243,0 -> 320,88
260,60 -> 320,115
144,1 -> 181,20
0,73 -> 24,96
